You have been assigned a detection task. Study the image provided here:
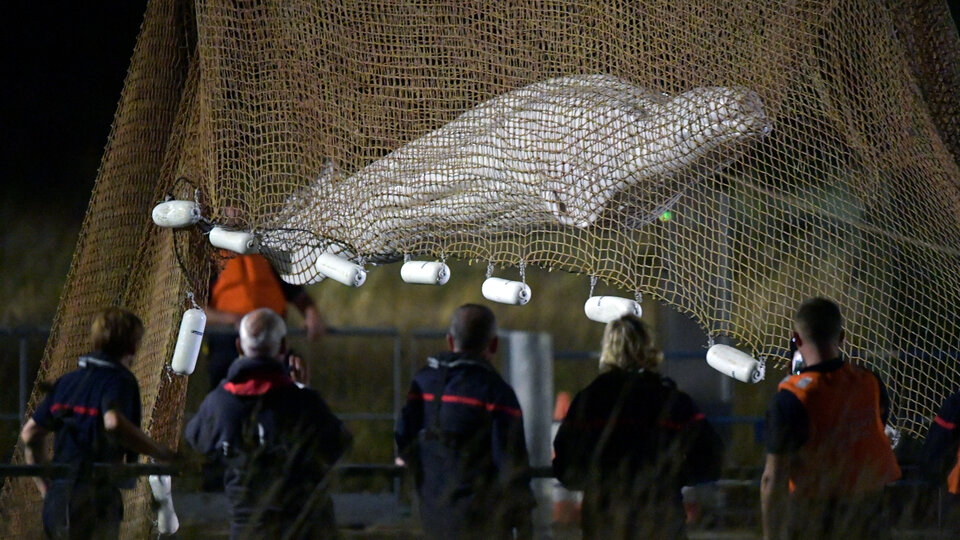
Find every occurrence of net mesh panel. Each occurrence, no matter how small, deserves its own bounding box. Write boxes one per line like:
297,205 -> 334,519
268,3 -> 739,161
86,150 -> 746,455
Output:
4,0 -> 960,536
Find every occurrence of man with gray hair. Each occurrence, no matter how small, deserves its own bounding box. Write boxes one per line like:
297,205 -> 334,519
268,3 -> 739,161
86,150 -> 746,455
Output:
186,308 -> 351,539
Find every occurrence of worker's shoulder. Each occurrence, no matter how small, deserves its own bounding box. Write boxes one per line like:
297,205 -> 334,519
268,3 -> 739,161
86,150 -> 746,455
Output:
938,388 -> 960,418
778,371 -> 821,393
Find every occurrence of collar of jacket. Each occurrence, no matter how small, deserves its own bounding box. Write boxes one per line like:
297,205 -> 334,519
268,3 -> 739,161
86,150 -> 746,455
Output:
223,356 -> 294,396
427,351 -> 496,372
78,350 -> 123,369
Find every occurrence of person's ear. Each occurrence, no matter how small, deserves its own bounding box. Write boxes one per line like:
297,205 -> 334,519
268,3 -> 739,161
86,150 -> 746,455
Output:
792,331 -> 802,348
279,337 -> 288,356
446,334 -> 455,352
838,329 -> 845,346
235,337 -> 243,355
488,335 -> 499,355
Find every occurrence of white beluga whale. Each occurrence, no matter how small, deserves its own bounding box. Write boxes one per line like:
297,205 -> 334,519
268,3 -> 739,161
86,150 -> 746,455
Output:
266,74 -> 771,284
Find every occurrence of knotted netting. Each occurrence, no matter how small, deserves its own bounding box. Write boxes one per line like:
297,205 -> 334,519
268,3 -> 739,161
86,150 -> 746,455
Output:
4,0 -> 960,537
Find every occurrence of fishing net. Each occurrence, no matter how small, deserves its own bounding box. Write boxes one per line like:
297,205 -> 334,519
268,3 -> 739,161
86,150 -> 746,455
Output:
5,0 -> 960,536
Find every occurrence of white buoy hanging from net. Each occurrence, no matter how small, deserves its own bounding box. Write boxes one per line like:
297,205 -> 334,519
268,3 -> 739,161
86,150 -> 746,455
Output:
706,344 -> 764,383
315,253 -> 366,287
584,296 -> 642,323
152,200 -> 201,228
401,261 -> 450,285
171,296 -> 205,375
482,277 -> 531,305
149,474 -> 179,535
209,226 -> 259,254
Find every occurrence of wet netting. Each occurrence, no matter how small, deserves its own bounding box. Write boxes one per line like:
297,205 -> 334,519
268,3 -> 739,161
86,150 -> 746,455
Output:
4,0 -> 960,536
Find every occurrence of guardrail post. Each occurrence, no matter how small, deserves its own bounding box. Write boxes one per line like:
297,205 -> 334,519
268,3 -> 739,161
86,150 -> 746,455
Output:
392,333 -> 403,498
502,330 -> 553,540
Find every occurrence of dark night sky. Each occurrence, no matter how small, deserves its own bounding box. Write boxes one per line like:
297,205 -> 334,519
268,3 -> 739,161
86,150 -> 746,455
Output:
2,2 -> 148,218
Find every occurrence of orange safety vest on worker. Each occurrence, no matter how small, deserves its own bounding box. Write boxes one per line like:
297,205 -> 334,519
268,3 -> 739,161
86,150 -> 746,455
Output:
948,448 -> 960,494
210,254 -> 288,317
778,362 -> 901,498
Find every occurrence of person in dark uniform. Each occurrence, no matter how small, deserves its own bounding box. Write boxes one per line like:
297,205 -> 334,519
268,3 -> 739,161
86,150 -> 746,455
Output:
185,307 -> 351,540
395,304 -> 535,540
552,314 -> 723,540
20,307 -> 178,540
921,388 -> 960,534
761,297 -> 901,540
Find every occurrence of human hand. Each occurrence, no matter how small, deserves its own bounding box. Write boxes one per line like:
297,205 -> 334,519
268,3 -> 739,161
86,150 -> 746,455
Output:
33,477 -> 50,499
286,353 -> 310,386
303,307 -> 326,341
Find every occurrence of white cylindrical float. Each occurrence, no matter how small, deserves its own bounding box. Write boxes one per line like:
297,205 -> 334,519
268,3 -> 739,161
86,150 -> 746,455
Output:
209,227 -> 259,254
315,253 -> 366,287
170,308 -> 205,375
482,277 -> 531,305
151,200 -> 200,228
400,261 -> 450,285
148,474 -> 179,535
583,296 -> 642,323
706,344 -> 762,383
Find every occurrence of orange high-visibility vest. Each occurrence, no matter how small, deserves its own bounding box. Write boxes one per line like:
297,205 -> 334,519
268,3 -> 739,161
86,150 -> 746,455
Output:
947,446 -> 960,494
778,363 -> 901,498
210,254 -> 288,317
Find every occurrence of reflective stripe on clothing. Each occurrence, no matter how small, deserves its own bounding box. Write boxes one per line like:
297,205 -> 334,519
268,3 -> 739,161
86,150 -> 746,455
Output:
408,391 -> 522,417
49,403 -> 100,416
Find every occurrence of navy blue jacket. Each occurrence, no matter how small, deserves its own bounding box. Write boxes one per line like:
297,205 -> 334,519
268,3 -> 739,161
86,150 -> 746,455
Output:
185,356 -> 351,533
395,351 -> 534,540
922,389 -> 960,486
32,352 -> 142,483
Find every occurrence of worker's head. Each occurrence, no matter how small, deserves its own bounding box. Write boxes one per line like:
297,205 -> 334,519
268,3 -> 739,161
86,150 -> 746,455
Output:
599,314 -> 662,373
793,297 -> 844,362
90,307 -> 144,362
447,304 -> 498,358
238,308 -> 287,359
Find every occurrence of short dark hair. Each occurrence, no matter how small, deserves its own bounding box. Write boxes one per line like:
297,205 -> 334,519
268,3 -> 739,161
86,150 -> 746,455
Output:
90,307 -> 144,358
449,304 -> 497,353
794,297 -> 843,346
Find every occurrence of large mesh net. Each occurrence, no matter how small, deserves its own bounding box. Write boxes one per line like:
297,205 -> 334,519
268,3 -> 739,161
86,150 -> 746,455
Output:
4,0 -> 960,537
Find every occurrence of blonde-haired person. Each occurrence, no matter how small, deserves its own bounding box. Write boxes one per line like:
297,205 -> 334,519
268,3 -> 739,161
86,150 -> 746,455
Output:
597,314 -> 664,372
553,314 -> 723,540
